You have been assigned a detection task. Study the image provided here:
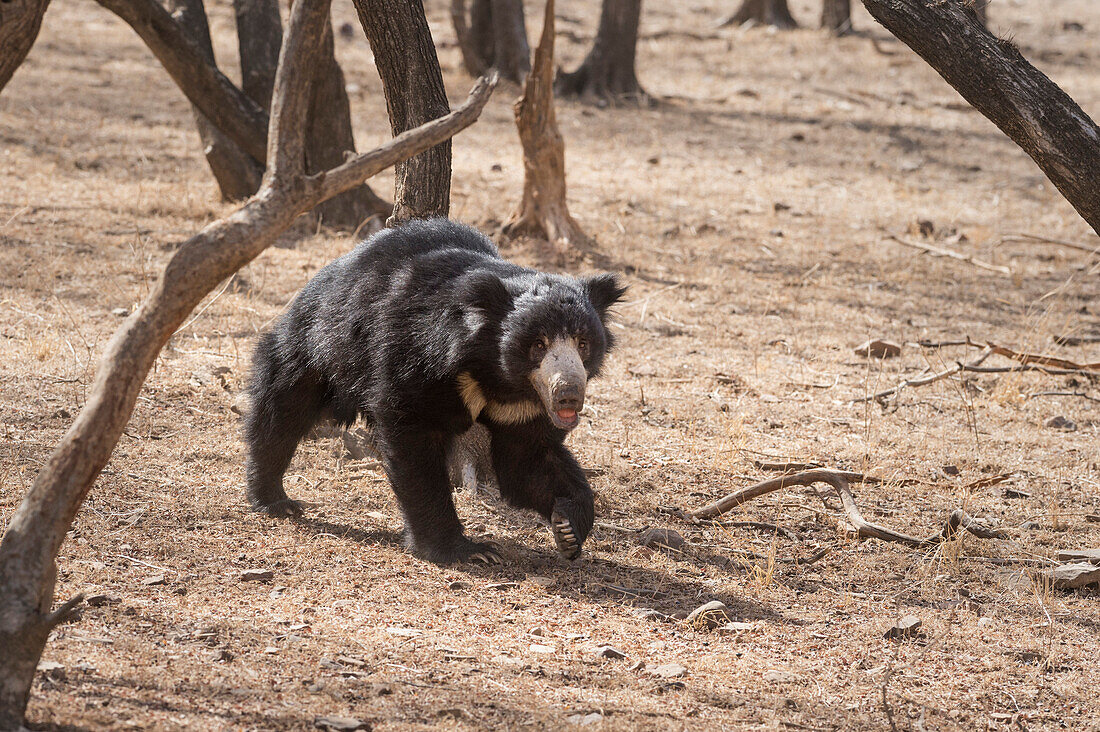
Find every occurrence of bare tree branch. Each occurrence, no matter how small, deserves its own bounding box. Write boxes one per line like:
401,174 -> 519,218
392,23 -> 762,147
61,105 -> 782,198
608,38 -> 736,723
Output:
0,0 -> 497,714
95,0 -> 270,162
860,0 -> 1100,236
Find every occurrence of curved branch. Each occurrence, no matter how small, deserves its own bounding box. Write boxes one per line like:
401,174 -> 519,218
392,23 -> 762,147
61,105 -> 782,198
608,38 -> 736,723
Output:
95,0 -> 270,163
860,0 -> 1100,236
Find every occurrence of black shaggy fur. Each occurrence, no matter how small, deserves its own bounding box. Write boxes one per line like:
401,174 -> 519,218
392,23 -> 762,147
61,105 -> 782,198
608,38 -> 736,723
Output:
244,219 -> 625,564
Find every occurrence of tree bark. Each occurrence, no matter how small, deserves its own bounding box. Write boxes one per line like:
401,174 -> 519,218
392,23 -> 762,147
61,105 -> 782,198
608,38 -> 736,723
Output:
503,0 -> 587,247
0,30 -> 495,720
165,0 -> 262,200
860,0 -> 1100,237
555,0 -> 647,106
96,0 -> 270,163
304,14 -> 392,232
352,0 -> 452,224
820,0 -> 852,35
233,0 -> 281,111
452,0 -> 530,84
0,0 -> 51,94
721,0 -> 798,28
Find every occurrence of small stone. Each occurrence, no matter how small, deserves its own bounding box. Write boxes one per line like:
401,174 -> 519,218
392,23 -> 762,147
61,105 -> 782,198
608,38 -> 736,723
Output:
716,621 -> 756,636
883,615 -> 923,640
567,712 -> 604,725
1044,415 -> 1077,431
1043,562 -> 1100,590
315,715 -> 369,731
86,594 -> 120,607
528,626 -> 546,637
1055,549 -> 1100,565
854,339 -> 902,359
1020,521 -> 1041,531
111,307 -> 129,317
686,601 -> 733,631
386,627 -> 422,637
37,660 -> 66,680
941,464 -> 960,476
763,669 -> 797,683
594,645 -> 628,659
142,574 -> 167,586
269,586 -> 288,600
635,609 -> 667,621
240,569 -> 274,582
528,575 -> 555,588
650,662 -> 687,679
637,528 -> 685,551
208,649 -> 233,662
448,580 -> 472,591
1003,487 -> 1030,499
487,582 -> 519,591
263,646 -> 279,654
529,643 -> 556,654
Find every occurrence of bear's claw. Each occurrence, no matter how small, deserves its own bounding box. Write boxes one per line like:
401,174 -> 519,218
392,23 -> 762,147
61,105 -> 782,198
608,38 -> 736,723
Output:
252,498 -> 304,518
550,511 -> 582,560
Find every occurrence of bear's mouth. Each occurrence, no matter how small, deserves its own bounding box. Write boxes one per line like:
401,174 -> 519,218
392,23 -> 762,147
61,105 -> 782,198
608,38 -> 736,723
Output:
551,407 -> 580,430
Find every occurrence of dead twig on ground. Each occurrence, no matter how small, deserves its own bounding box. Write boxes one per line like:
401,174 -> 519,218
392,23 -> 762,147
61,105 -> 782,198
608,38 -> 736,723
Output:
690,470 -> 1008,551
852,347 -> 993,403
963,337 -> 1100,372
1027,390 -> 1100,403
1000,232 -> 1100,256
885,234 -> 1011,274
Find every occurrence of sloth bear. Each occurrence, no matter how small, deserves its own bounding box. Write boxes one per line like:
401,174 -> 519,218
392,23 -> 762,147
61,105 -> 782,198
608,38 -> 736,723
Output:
244,219 -> 625,564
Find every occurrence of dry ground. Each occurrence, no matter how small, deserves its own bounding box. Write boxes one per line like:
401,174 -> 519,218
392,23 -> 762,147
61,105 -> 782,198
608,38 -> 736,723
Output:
2,0 -> 1099,729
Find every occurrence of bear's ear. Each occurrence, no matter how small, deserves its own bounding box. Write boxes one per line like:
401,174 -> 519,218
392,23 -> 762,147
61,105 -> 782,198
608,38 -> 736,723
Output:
583,273 -> 627,319
457,271 -> 513,322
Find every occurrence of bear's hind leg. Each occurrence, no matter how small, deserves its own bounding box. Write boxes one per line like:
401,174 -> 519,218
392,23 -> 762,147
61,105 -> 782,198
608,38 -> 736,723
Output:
379,426 -> 503,565
244,357 -> 326,518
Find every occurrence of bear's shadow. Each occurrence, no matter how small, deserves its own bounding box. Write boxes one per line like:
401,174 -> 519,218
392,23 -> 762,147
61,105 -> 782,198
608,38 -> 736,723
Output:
293,513 -> 788,624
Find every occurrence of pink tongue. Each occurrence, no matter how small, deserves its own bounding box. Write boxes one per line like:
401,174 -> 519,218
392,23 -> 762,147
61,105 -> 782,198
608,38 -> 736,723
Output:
557,409 -> 577,422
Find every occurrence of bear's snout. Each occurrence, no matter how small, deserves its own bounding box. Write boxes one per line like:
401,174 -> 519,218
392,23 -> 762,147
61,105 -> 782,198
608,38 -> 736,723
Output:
532,337 -> 587,430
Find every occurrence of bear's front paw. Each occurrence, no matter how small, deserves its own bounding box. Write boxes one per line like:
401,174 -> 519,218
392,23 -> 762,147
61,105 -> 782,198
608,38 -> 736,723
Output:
412,536 -> 504,566
251,498 -> 304,518
550,510 -> 582,560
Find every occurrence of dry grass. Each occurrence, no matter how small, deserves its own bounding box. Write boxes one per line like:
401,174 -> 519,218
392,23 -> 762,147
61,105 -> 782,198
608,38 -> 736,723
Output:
2,0 -> 1099,729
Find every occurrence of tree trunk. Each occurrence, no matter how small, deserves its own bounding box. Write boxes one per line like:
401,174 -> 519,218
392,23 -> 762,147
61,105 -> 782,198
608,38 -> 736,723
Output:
96,0 -> 270,163
555,0 -> 647,106
234,0 -> 281,111
452,0 -> 530,84
165,0 -> 262,201
721,0 -> 798,28
305,14 -> 392,232
0,18 -> 496,716
820,0 -> 852,35
352,0 -> 452,224
859,0 -> 1100,236
0,0 -> 51,94
503,0 -> 587,247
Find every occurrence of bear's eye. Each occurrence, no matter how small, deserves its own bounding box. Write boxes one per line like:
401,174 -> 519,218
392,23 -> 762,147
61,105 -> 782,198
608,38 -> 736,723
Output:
530,340 -> 547,359
577,337 -> 589,355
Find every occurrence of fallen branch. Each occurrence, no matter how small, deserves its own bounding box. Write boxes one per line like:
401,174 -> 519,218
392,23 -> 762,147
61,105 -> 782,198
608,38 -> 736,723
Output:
964,337 -> 1100,372
690,470 -> 1007,549
1027,390 -> 1100,403
885,235 -> 1011,275
1000,232 -> 1100,257
691,469 -> 874,520
852,346 -> 993,403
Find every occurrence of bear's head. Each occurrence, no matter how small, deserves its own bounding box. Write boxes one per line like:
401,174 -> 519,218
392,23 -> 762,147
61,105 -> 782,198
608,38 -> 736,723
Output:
460,271 -> 627,431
